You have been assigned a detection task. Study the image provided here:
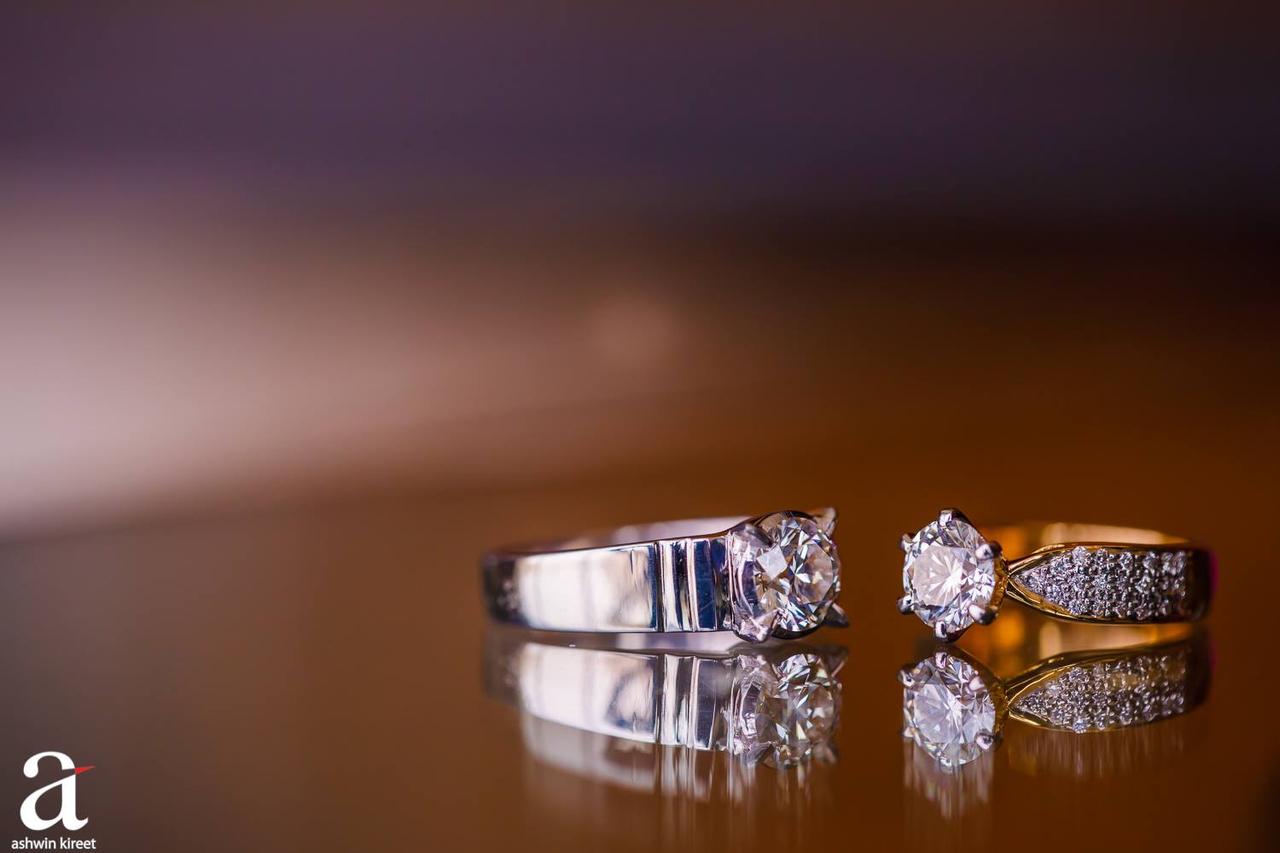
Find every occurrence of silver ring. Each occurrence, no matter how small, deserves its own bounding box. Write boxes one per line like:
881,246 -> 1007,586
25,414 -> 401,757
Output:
481,508 -> 845,643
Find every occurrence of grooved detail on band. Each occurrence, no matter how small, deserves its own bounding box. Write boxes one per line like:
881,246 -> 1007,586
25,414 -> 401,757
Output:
657,537 -> 726,632
1012,546 -> 1191,621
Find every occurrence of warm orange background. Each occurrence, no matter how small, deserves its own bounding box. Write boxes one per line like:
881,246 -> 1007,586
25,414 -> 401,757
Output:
0,5 -> 1277,851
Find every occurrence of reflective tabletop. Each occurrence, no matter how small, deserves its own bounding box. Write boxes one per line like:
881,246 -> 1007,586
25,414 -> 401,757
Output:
0,211 -> 1275,853
0,472 -> 1272,852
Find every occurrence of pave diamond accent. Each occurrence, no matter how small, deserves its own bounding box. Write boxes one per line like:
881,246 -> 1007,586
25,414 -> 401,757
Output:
1012,647 -> 1192,731
1013,547 -> 1191,621
727,512 -> 840,642
903,513 -> 999,636
733,652 -> 841,768
902,652 -> 998,769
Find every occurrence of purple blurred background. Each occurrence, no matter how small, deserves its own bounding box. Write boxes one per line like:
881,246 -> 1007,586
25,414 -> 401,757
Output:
1,4 -> 1277,538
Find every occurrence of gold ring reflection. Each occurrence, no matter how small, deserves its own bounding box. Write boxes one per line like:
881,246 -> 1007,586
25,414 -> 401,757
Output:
900,614 -> 1211,824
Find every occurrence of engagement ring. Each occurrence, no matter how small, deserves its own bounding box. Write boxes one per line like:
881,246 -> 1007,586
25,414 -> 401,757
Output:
898,508 -> 1213,641
483,509 -> 844,643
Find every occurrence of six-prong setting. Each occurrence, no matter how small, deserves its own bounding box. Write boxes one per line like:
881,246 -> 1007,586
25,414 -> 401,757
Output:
727,509 -> 842,642
900,508 -> 1007,641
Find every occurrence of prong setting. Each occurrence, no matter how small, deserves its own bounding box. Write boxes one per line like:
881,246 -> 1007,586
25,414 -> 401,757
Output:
823,603 -> 849,628
727,511 -> 841,643
897,594 -> 914,615
901,507 -> 1002,641
809,506 -> 838,535
975,540 -> 1003,560
935,622 -> 962,642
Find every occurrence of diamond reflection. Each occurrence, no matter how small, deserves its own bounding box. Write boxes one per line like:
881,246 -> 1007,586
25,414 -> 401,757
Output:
901,651 -> 1000,769
731,651 -> 840,767
486,632 -> 844,797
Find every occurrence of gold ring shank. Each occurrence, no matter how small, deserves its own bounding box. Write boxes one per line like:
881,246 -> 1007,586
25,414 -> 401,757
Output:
980,522 -> 1213,625
982,522 -> 1187,553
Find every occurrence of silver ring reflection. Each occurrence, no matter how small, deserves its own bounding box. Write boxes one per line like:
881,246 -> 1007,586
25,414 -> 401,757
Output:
485,630 -> 846,787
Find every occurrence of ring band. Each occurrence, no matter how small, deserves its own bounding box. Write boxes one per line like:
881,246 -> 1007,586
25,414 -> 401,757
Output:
898,508 -> 1214,641
482,508 -> 845,643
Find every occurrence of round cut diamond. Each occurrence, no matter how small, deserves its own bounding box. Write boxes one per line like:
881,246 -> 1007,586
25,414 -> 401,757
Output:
903,513 -> 997,636
728,511 -> 840,641
902,652 -> 997,768
733,652 -> 840,767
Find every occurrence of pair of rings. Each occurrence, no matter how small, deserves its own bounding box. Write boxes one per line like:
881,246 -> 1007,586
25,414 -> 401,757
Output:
481,507 -> 1214,643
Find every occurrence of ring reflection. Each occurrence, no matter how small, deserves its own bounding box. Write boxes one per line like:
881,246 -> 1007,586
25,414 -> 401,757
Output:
485,631 -> 845,802
900,623 -> 1211,832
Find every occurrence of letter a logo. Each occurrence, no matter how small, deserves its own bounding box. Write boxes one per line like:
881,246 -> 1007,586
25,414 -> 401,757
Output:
20,752 -> 92,831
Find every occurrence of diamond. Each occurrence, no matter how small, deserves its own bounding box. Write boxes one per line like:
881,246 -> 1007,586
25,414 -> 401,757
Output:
733,652 -> 840,767
1014,546 -> 1193,622
903,512 -> 999,636
902,652 -> 998,768
727,511 -> 840,642
1021,566 -> 1046,594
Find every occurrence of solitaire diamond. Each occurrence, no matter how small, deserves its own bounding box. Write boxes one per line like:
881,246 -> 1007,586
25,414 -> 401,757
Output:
903,511 -> 1000,638
902,652 -> 998,769
733,652 -> 841,767
728,511 -> 840,642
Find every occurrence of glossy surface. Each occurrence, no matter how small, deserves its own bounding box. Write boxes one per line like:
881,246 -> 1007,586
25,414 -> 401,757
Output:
0,426 -> 1275,850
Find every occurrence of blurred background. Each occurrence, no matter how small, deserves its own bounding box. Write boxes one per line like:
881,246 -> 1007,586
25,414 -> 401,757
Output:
1,4 -> 1279,851
2,3 -> 1277,538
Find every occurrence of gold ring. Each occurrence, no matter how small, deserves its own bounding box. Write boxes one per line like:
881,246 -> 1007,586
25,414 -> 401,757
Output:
897,508 -> 1214,641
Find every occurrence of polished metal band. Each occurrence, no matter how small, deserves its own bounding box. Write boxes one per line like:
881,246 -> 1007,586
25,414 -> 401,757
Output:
482,516 -> 747,633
